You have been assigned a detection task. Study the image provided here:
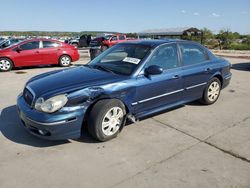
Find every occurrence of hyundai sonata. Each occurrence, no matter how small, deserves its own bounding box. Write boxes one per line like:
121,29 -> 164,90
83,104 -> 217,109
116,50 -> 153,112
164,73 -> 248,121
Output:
17,40 -> 232,141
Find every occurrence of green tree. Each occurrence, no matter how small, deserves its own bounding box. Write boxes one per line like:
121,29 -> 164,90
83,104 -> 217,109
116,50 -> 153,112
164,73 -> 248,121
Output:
216,29 -> 235,49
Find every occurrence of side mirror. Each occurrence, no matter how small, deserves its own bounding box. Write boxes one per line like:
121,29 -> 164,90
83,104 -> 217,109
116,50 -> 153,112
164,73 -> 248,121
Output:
145,65 -> 163,75
16,46 -> 22,52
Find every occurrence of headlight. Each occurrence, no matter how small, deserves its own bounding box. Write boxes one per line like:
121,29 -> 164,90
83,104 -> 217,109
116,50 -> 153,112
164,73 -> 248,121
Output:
35,94 -> 68,113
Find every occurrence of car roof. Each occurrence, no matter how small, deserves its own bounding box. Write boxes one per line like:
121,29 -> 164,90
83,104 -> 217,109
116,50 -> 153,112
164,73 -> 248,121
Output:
121,39 -> 193,47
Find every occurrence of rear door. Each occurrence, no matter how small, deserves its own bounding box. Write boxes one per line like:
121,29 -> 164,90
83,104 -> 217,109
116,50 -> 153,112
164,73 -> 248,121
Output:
178,42 -> 214,101
14,40 -> 41,66
39,40 -> 61,64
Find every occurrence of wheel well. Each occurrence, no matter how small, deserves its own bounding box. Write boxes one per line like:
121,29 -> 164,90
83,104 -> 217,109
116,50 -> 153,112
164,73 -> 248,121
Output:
0,57 -> 14,67
214,75 -> 223,86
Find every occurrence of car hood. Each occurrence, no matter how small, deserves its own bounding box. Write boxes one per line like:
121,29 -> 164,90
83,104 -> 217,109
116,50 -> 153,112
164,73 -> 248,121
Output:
27,66 -> 125,98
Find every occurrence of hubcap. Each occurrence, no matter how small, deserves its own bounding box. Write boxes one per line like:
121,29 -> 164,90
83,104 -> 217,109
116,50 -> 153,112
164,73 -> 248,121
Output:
102,107 -> 124,136
0,59 -> 11,70
207,81 -> 220,102
61,56 -> 70,66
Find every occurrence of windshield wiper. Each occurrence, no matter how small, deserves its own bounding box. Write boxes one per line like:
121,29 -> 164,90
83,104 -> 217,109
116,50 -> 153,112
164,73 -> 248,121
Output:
93,64 -> 117,75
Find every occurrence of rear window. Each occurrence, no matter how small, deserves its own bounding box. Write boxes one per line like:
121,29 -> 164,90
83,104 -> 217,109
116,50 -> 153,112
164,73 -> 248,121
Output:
179,43 -> 208,66
43,41 -> 60,48
119,35 -> 126,40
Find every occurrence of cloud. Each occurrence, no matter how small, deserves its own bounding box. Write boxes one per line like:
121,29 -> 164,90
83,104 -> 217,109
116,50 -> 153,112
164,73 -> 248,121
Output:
241,11 -> 248,14
193,12 -> 199,16
211,13 -> 220,17
181,10 -> 186,14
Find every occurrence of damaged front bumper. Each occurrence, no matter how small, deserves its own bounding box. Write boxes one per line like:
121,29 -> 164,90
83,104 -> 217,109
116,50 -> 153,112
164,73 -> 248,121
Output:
17,95 -> 87,140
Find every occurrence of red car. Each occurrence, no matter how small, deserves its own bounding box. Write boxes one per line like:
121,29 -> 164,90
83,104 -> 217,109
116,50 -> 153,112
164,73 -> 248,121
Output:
0,39 -> 80,71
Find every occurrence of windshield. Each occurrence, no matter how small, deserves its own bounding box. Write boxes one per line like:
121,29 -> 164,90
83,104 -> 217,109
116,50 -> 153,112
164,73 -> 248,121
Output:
89,44 -> 151,75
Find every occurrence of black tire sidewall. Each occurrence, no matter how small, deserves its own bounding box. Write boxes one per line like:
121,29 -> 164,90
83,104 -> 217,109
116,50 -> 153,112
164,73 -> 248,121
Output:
0,58 -> 13,72
59,55 -> 71,67
88,99 -> 126,141
202,78 -> 221,105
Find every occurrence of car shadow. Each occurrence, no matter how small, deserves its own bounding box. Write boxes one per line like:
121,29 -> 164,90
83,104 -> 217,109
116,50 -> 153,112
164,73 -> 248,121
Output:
231,62 -> 250,71
0,105 -> 70,147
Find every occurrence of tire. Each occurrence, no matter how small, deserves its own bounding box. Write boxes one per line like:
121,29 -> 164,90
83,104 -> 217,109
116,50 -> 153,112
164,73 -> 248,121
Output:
59,55 -> 71,67
88,99 -> 126,142
200,77 -> 221,105
101,45 -> 108,51
0,58 -> 13,72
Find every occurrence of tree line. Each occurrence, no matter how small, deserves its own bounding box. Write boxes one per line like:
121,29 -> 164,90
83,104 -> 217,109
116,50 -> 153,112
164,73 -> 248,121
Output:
1,29 -> 250,50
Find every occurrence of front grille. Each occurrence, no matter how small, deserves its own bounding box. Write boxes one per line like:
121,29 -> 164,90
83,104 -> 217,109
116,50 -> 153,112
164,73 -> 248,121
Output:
23,87 -> 34,106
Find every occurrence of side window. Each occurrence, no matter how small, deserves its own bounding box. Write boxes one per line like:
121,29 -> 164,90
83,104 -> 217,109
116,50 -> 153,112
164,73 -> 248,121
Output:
111,36 -> 118,41
20,41 -> 39,50
146,44 -> 179,70
43,41 -> 60,48
119,35 -> 125,40
179,43 -> 208,66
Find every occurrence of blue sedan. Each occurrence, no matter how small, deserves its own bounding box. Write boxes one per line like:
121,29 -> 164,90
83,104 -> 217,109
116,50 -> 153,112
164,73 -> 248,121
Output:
17,40 -> 232,141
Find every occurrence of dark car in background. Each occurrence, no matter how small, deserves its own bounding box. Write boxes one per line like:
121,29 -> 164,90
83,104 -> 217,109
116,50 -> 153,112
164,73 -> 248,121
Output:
0,38 -> 79,71
68,34 -> 91,48
17,40 -> 232,142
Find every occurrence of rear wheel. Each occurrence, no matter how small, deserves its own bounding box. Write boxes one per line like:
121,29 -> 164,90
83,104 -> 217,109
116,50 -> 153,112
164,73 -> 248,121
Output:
59,55 -> 71,67
200,77 -> 221,105
0,58 -> 13,72
88,99 -> 126,141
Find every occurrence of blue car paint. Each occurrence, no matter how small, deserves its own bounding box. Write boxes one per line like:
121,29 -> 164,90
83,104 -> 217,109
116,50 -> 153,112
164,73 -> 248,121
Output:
16,40 -> 232,140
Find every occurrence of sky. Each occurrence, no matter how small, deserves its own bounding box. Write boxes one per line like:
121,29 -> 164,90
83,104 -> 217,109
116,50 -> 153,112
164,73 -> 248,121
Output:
1,0 -> 250,34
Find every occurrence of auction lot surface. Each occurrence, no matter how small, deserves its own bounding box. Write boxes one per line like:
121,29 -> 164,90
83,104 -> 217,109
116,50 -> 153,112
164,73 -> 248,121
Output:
0,54 -> 250,188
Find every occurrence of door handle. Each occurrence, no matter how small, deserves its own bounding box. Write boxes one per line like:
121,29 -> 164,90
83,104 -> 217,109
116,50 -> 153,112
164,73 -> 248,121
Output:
35,51 -> 39,53
172,75 -> 180,79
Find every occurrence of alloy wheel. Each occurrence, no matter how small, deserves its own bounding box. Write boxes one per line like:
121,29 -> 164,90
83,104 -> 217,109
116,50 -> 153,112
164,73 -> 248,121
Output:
101,107 -> 124,136
207,81 -> 220,102
60,56 -> 71,66
0,59 -> 11,71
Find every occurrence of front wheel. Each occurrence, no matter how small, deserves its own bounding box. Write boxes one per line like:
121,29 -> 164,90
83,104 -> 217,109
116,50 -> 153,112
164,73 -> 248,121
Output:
0,58 -> 13,72
59,55 -> 71,67
200,77 -> 221,105
88,99 -> 126,141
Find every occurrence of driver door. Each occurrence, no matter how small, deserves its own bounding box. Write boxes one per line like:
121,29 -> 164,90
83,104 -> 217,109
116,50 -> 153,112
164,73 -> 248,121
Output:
109,36 -> 118,47
14,40 -> 42,66
133,43 -> 184,114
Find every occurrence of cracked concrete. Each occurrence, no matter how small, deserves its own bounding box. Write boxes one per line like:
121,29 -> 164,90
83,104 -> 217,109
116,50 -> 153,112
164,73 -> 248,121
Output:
0,56 -> 250,188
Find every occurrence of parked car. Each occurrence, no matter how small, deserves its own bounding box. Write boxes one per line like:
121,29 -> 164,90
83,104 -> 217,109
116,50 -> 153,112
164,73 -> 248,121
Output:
89,34 -> 113,47
69,35 -> 91,48
100,34 -> 132,51
17,40 -> 232,141
89,34 -> 135,60
0,39 -> 79,71
0,38 -> 23,49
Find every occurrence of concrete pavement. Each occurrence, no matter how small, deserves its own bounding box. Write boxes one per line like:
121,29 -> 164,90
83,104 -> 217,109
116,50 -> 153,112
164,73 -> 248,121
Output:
0,56 -> 249,188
